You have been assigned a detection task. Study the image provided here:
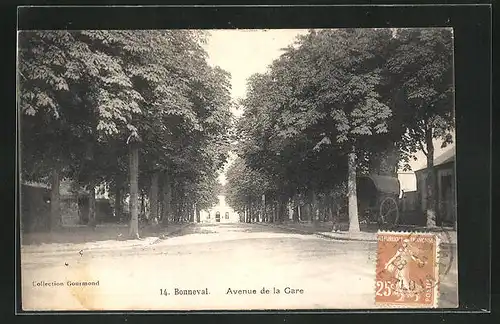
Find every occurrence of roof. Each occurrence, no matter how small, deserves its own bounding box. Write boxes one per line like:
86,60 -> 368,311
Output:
357,175 -> 400,195
415,148 -> 455,172
434,148 -> 455,166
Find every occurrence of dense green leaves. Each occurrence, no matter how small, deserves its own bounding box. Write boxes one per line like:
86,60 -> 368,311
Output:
19,30 -> 232,229
19,28 -> 454,231
227,28 -> 454,229
226,158 -> 273,213
232,29 -> 395,204
386,28 -> 454,158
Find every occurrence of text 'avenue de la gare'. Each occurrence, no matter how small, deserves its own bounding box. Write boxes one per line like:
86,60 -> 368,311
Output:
162,287 -> 305,296
226,287 -> 304,295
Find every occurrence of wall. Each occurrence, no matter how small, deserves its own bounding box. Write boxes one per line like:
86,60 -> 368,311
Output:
76,196 -> 114,224
60,196 -> 80,226
96,199 -> 114,223
415,162 -> 456,226
21,184 -> 52,232
400,190 -> 418,212
21,182 -> 115,230
436,167 -> 456,225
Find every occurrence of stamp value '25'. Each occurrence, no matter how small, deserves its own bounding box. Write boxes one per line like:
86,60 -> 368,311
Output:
375,231 -> 440,308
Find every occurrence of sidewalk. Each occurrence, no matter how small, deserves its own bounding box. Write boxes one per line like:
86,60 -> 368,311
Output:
256,221 -> 457,245
20,223 -> 192,255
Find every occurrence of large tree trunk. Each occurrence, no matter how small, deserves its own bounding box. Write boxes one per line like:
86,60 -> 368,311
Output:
140,190 -> 146,220
189,202 -> 195,222
321,197 -> 330,222
162,173 -> 172,226
128,144 -> 140,239
302,198 -> 308,222
327,195 -> 334,222
195,204 -> 200,223
270,203 -> 275,223
276,199 -> 282,223
261,194 -> 266,223
273,201 -> 278,223
88,184 -> 96,227
253,199 -> 258,223
348,144 -> 361,233
174,199 -> 181,223
267,203 -> 270,222
425,126 -> 438,228
287,198 -> 294,222
50,168 -> 61,230
277,195 -> 287,223
311,191 -> 319,223
150,172 -> 159,224
332,203 -> 341,232
249,200 -> 253,223
304,191 -> 312,222
293,205 -> 299,222
114,183 -> 122,220
177,201 -> 182,223
256,199 -> 261,222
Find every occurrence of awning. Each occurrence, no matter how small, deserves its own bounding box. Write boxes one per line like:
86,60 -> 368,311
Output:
357,175 -> 400,195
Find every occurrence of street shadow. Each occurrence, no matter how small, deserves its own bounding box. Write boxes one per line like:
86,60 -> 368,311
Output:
189,228 -> 219,234
190,222 -> 297,235
270,221 -> 381,234
20,223 -> 189,246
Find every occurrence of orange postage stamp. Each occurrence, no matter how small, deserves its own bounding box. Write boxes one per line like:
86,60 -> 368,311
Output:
375,231 -> 440,308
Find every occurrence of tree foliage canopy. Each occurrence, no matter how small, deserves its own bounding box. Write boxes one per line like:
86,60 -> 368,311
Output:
227,28 -> 454,225
19,30 -> 232,223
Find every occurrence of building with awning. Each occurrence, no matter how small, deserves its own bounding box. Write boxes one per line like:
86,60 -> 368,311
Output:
414,148 -> 456,227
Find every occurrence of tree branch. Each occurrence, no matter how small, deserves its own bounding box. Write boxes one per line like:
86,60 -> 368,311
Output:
418,140 -> 428,156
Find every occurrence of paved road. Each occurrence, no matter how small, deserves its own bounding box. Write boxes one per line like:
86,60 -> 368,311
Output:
21,222 -> 458,311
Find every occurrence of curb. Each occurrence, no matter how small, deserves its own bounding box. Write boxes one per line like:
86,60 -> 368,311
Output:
21,223 -> 193,256
254,222 -> 457,246
265,223 -> 377,243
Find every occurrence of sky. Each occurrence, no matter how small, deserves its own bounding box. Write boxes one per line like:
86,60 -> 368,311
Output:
202,29 -> 455,189
203,29 -> 308,185
203,29 -> 308,118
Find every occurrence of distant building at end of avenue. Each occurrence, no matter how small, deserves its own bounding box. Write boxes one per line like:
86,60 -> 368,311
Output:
199,195 -> 239,223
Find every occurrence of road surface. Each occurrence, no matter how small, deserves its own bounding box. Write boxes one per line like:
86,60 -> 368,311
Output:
20,222 -> 458,311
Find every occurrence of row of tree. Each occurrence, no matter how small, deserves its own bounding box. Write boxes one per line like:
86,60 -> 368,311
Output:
19,30 -> 233,237
225,28 -> 454,232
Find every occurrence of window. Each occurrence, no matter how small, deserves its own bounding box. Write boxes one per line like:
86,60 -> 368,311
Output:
225,212 -> 229,219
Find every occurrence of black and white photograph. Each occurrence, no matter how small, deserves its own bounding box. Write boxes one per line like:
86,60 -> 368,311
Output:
18,27 -> 458,310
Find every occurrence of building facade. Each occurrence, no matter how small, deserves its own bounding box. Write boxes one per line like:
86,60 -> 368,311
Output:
415,148 -> 456,227
199,195 -> 239,223
21,179 -> 114,231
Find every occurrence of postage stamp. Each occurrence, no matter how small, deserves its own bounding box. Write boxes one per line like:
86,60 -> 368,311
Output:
375,231 -> 440,308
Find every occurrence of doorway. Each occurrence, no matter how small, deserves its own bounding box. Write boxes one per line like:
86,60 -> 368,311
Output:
439,172 -> 455,226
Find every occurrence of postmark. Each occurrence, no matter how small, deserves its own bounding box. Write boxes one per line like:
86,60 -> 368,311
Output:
375,231 -> 440,308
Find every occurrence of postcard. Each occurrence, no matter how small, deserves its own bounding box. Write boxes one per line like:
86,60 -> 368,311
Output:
18,28 -> 458,311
